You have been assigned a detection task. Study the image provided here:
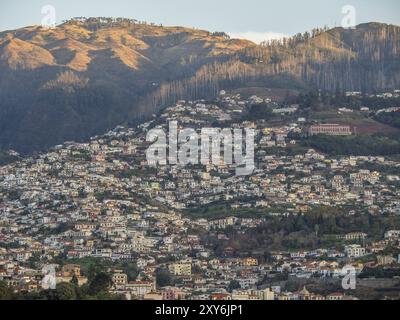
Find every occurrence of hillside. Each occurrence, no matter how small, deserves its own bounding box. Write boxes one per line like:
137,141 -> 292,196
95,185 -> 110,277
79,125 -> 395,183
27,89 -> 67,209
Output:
0,18 -> 399,153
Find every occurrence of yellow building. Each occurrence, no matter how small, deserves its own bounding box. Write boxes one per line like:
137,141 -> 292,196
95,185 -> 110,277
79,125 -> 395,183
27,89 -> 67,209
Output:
169,263 -> 192,276
62,264 -> 81,277
242,257 -> 258,267
377,255 -> 395,266
258,288 -> 275,300
56,264 -> 88,286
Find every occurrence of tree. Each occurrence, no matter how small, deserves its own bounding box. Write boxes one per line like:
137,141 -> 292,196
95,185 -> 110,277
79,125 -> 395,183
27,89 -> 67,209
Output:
155,269 -> 173,287
55,282 -> 77,300
70,274 -> 79,286
121,262 -> 139,282
0,281 -> 13,300
88,272 -> 112,295
228,280 -> 241,292
314,224 -> 320,238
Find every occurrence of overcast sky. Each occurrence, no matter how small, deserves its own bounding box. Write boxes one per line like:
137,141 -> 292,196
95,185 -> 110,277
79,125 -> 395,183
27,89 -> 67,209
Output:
1,0 -> 399,43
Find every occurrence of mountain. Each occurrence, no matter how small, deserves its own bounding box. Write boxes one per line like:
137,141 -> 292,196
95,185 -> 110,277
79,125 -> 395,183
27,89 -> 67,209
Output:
0,18 -> 399,154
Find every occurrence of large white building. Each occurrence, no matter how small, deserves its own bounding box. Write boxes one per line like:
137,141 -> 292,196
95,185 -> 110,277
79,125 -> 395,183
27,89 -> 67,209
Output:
384,230 -> 400,239
345,245 -> 366,258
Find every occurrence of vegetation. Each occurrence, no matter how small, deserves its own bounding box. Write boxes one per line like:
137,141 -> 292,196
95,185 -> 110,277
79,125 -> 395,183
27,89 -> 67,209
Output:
0,271 -> 124,300
0,281 -> 14,300
243,103 -> 274,121
155,268 -> 173,287
185,201 -> 289,219
359,267 -> 400,279
201,207 -> 400,253
0,150 -> 20,166
54,257 -> 139,282
300,134 -> 400,156
42,71 -> 89,93
375,111 -> 400,128
0,257 -> 141,300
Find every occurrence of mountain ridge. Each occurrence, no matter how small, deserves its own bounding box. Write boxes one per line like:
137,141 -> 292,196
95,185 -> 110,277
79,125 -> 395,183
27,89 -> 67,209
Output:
0,19 -> 399,154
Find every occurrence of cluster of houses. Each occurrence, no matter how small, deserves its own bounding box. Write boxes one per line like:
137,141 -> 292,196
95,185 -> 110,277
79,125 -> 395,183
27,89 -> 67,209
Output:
1,93 -> 400,299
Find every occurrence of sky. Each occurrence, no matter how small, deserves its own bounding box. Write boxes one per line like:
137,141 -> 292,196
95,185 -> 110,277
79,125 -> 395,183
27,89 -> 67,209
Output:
0,0 -> 399,43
